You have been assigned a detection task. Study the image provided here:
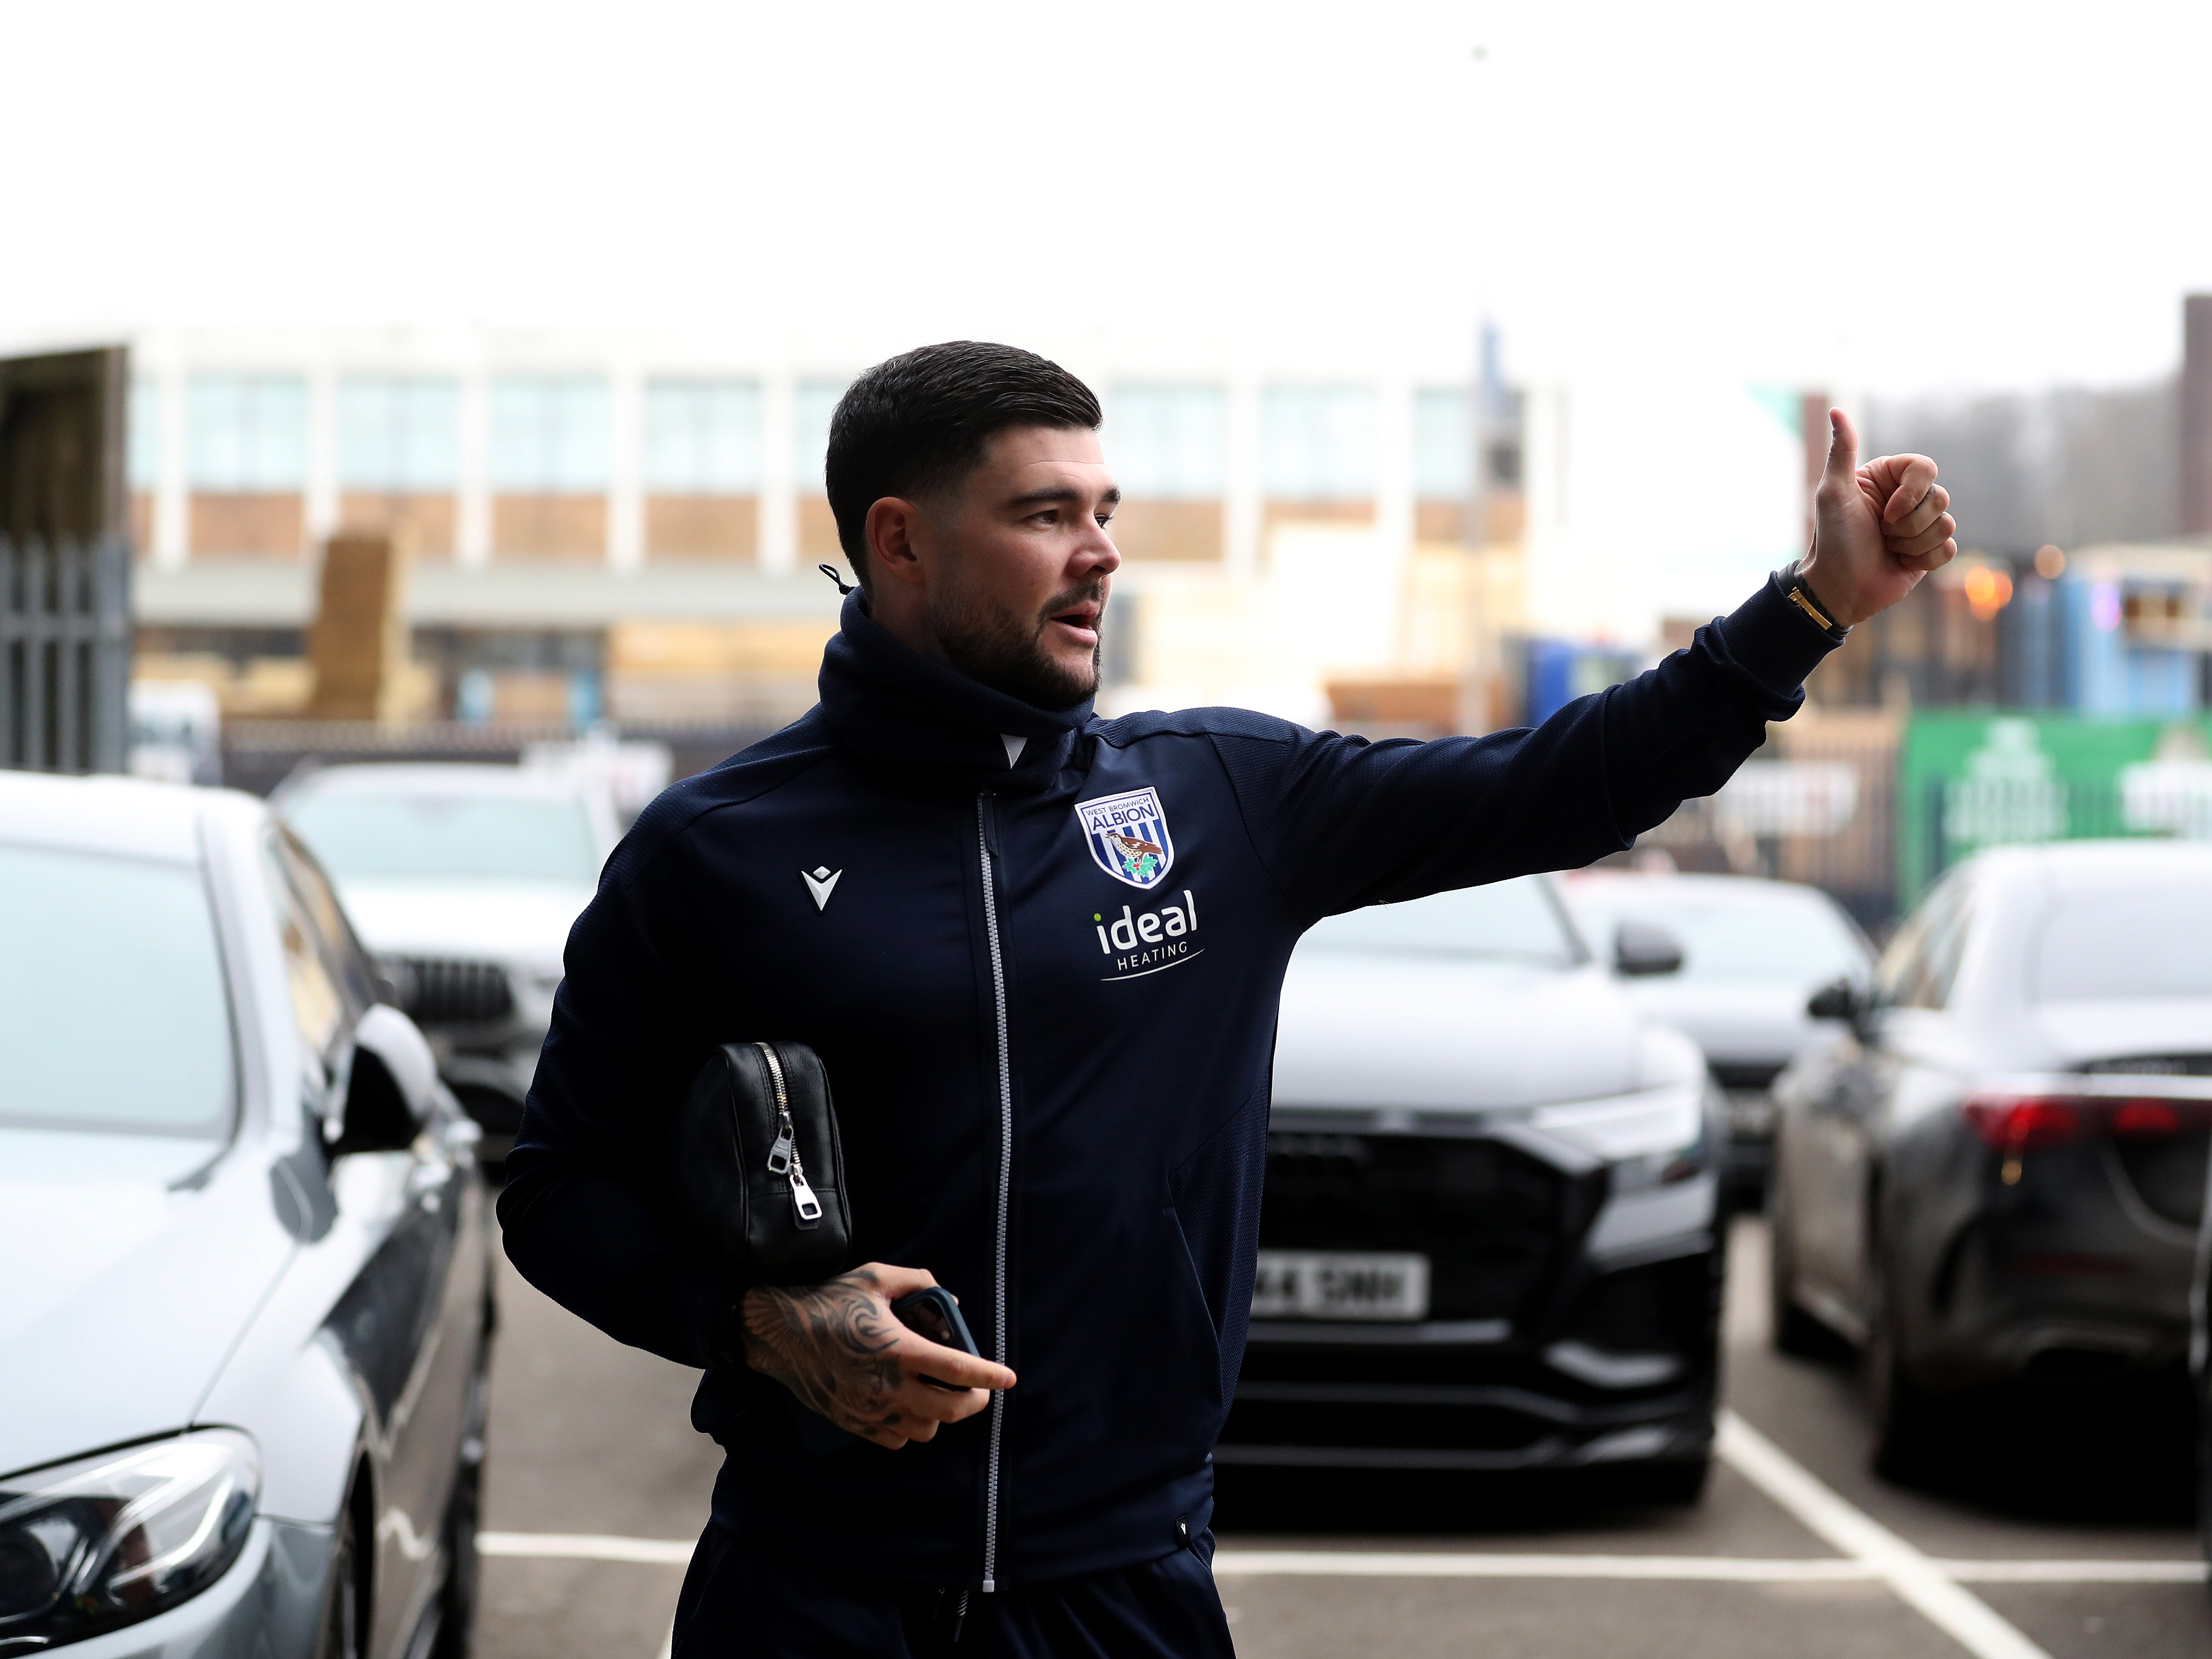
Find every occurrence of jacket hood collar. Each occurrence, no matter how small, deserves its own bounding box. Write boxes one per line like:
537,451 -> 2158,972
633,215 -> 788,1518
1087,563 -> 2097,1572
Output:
818,591 -> 1091,794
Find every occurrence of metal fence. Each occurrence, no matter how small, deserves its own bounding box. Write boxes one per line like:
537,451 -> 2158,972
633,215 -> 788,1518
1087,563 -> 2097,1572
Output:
1,536 -> 131,774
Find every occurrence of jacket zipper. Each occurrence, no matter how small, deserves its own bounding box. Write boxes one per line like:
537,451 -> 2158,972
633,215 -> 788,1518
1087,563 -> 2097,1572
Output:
975,792 -> 1012,1594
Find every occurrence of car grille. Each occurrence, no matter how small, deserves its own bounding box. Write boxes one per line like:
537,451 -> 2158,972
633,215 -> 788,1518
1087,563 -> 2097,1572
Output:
1258,1130 -> 1604,1324
396,957 -> 515,1026
1709,1060 -> 1786,1091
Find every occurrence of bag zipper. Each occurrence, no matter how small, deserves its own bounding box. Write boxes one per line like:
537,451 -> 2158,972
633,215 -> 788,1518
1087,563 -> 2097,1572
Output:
975,793 -> 1012,1594
755,1041 -> 822,1226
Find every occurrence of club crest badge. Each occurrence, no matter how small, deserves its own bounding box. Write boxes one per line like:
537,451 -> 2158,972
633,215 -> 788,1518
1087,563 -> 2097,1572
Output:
1076,786 -> 1176,890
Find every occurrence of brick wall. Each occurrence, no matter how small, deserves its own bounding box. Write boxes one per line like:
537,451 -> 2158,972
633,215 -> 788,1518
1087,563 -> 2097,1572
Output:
646,494 -> 758,559
191,493 -> 303,557
1109,499 -> 1223,561
493,493 -> 607,558
340,492 -> 456,558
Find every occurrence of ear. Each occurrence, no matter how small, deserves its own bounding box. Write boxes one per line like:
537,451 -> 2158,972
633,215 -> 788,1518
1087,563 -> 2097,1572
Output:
865,497 -> 929,590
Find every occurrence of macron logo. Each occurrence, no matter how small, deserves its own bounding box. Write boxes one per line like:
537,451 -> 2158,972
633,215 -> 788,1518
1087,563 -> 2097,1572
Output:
801,866 -> 843,911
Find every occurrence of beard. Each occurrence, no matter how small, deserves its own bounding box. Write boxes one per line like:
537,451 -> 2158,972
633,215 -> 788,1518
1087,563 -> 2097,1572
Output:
930,578 -> 1104,712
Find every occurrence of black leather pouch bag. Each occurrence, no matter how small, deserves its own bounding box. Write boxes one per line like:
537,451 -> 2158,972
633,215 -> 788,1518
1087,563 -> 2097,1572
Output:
671,1041 -> 852,1287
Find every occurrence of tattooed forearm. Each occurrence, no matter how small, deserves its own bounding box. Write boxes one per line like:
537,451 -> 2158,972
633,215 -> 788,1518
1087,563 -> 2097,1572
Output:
741,1268 -> 909,1436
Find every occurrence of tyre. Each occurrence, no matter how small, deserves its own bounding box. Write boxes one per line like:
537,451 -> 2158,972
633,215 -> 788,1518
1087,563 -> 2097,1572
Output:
1615,1455 -> 1712,1507
430,1369 -> 489,1659
314,1488 -> 365,1659
1765,1169 -> 1832,1359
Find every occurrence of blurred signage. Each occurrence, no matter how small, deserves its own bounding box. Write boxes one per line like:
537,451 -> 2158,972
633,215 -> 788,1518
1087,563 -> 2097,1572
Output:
1899,713 -> 2212,902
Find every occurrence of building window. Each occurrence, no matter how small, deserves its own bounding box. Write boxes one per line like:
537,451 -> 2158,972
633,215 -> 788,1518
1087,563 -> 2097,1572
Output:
794,379 -> 846,490
490,376 -> 610,492
1107,386 -> 1226,499
644,380 -> 762,493
1414,388 -> 1473,499
188,374 -> 307,491
338,377 -> 460,491
1262,386 -> 1376,500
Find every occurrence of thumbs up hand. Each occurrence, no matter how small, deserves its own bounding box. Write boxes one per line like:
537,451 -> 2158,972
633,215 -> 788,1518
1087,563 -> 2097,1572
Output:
1797,408 -> 1956,628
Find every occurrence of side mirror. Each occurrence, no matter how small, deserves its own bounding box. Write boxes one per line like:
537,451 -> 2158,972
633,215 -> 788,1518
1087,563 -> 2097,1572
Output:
1614,920 -> 1686,977
1806,979 -> 1858,1022
333,1004 -> 439,1155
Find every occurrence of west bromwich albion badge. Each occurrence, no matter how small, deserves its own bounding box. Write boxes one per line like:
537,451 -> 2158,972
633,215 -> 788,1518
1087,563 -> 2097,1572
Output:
1076,787 -> 1176,890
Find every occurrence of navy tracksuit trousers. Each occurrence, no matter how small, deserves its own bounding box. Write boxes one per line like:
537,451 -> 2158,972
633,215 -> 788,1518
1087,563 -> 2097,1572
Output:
671,1522 -> 1236,1658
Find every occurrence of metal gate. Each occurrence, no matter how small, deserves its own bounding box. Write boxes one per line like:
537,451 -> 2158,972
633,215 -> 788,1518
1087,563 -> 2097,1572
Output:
0,346 -> 132,773
1,535 -> 130,771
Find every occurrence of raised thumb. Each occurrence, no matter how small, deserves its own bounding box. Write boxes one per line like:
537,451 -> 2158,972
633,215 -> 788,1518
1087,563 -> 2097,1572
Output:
1822,407 -> 1859,483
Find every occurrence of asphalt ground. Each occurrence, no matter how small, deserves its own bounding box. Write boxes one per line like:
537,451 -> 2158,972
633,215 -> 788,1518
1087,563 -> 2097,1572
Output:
474,1214 -> 2208,1658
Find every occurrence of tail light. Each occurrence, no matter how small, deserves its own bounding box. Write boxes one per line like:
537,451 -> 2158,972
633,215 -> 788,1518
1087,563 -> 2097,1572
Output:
1961,1091 -> 2210,1184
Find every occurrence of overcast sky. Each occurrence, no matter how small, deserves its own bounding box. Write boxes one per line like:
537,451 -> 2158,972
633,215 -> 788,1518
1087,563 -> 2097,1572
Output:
3,0 -> 2206,398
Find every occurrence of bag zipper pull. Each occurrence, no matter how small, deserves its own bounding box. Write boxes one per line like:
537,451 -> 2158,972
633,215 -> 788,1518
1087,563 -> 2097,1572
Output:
788,1159 -> 824,1225
765,1129 -> 795,1175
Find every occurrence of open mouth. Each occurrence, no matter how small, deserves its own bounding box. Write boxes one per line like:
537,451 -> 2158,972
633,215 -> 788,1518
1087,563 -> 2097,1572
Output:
1045,599 -> 1102,647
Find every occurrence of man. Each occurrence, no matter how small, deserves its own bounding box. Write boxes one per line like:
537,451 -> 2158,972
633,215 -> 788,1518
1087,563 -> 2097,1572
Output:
500,341 -> 1953,1655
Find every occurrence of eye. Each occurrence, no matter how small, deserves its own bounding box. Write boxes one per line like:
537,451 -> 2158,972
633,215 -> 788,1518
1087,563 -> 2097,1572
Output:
1095,512 -> 1114,528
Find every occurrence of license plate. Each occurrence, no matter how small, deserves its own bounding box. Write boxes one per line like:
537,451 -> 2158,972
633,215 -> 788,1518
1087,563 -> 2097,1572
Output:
1251,1251 -> 1430,1321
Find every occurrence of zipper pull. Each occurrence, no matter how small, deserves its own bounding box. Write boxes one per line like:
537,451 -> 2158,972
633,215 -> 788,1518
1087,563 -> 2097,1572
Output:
789,1166 -> 824,1226
765,1128 -> 794,1175
979,792 -> 1001,857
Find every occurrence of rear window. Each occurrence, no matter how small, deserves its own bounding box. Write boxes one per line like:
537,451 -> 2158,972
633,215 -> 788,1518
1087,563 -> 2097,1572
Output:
2034,888 -> 2212,1003
0,844 -> 233,1135
1303,877 -> 1584,967
285,791 -> 600,885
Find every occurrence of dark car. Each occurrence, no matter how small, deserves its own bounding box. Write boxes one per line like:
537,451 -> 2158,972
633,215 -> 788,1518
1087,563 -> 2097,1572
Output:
1770,840 -> 2212,1477
1221,877 -> 1728,1502
0,772 -> 493,1659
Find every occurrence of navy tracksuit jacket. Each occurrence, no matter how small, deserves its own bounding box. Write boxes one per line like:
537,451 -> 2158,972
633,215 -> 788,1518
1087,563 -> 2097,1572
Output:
498,575 -> 1834,1594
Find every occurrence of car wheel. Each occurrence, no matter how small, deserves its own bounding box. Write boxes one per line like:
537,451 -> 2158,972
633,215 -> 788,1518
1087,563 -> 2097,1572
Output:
314,1489 -> 365,1659
1766,1169 -> 1832,1359
2198,1377 -> 2212,1606
1865,1249 -> 1942,1482
430,1370 -> 489,1659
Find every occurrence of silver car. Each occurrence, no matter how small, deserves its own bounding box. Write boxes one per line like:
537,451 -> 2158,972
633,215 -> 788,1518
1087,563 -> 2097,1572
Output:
1563,870 -> 1875,1198
0,772 -> 492,1659
274,763 -> 621,1165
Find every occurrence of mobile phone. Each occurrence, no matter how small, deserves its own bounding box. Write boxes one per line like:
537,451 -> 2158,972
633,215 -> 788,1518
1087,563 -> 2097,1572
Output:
890,1287 -> 984,1392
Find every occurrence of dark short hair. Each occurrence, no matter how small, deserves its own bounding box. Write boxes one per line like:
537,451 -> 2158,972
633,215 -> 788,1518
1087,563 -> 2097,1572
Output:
825,342 -> 1101,596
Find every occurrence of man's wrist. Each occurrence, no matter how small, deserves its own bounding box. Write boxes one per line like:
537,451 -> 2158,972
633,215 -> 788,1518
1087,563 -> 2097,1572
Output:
1783,560 -> 1853,639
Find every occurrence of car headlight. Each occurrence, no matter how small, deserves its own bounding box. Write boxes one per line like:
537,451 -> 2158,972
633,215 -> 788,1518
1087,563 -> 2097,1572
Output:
1531,1083 -> 1709,1191
0,1429 -> 259,1649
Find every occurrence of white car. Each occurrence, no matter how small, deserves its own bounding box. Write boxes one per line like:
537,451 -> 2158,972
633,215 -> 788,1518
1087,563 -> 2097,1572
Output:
1562,871 -> 1875,1196
0,771 -> 489,1659
1222,875 -> 1728,1501
275,764 -> 622,1161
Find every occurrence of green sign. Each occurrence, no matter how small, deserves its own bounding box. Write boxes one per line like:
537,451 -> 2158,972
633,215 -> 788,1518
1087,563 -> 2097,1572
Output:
1899,713 -> 2212,902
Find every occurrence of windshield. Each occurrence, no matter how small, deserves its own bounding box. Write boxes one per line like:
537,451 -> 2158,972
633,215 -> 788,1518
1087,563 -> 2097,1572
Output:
285,792 -> 601,885
2034,888 -> 2212,1003
0,844 -> 233,1136
1569,883 -> 1869,987
1302,877 -> 1583,966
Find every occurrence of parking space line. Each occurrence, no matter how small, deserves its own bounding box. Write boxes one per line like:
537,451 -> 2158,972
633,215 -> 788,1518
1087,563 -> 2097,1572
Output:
1716,1412 -> 2052,1659
477,1530 -> 2204,1588
478,1532 -> 695,1565
1213,1552 -> 1877,1581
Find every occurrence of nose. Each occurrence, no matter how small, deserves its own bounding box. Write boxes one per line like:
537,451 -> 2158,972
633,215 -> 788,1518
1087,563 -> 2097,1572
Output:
1083,509 -> 1123,576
